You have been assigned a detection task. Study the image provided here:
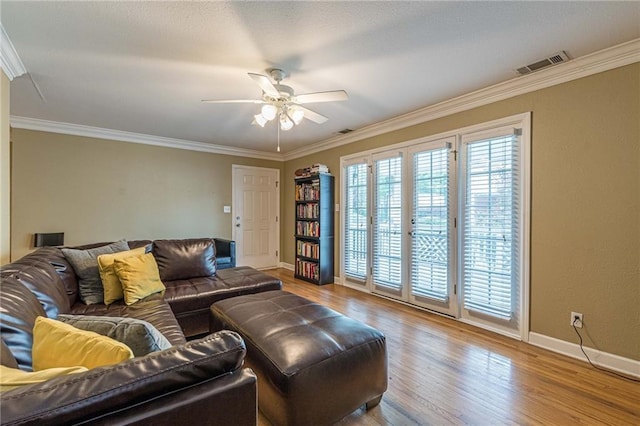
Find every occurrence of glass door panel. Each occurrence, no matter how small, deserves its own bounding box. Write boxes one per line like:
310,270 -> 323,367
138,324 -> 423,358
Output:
372,152 -> 403,296
408,139 -> 457,316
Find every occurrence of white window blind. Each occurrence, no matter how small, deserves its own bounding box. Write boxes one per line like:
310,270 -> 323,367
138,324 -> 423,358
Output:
462,133 -> 520,322
373,154 -> 403,290
411,147 -> 450,301
344,162 -> 368,280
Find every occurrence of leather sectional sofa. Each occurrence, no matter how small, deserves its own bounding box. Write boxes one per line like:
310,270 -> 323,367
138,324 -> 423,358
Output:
0,238 -> 282,425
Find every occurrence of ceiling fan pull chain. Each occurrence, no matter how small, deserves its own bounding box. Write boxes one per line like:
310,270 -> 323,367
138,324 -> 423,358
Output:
277,123 -> 281,153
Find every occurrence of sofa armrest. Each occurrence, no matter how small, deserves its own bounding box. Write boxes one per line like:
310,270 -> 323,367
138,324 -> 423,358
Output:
214,238 -> 236,268
0,330 -> 256,426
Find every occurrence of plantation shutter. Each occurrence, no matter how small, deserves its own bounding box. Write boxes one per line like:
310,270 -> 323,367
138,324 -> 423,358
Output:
343,161 -> 369,281
461,129 -> 521,323
410,144 -> 451,302
372,151 -> 403,292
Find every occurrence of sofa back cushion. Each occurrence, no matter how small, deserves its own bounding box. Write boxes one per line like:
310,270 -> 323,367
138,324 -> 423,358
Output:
0,260 -> 70,318
0,277 -> 47,371
12,247 -> 80,307
153,239 -> 216,281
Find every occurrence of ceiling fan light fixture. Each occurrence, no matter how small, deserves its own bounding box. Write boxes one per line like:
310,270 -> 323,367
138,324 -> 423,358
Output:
261,104 -> 277,121
279,114 -> 294,131
290,108 -> 304,125
253,113 -> 267,127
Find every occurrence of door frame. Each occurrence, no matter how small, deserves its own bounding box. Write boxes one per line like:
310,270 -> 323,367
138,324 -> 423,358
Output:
231,165 -> 280,268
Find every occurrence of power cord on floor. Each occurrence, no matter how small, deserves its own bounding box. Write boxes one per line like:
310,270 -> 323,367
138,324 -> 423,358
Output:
572,318 -> 640,382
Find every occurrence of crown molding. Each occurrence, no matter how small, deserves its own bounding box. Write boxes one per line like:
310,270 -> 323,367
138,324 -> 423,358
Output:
9,116 -> 284,161
283,38 -> 640,161
0,24 -> 27,81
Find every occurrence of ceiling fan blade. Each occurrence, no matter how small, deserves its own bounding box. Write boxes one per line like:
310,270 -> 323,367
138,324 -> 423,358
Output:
295,105 -> 328,124
295,90 -> 348,104
201,99 -> 264,104
248,73 -> 280,98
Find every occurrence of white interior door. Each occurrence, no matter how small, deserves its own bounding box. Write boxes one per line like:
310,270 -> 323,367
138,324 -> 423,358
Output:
232,165 -> 280,269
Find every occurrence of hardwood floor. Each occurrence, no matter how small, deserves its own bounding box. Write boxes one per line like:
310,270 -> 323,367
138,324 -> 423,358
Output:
256,268 -> 639,426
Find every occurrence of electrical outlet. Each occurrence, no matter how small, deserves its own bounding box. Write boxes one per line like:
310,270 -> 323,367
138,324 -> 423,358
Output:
571,312 -> 583,328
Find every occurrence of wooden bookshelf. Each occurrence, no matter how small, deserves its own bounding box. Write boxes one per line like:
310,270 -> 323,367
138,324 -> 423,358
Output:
294,173 -> 334,285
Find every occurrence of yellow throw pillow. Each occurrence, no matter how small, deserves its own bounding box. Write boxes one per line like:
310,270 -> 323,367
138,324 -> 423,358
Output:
0,365 -> 88,392
113,252 -> 166,305
98,247 -> 147,305
32,317 -> 134,371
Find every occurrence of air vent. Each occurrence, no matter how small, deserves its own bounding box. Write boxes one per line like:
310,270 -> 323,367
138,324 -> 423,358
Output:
337,128 -> 353,134
516,51 -> 570,75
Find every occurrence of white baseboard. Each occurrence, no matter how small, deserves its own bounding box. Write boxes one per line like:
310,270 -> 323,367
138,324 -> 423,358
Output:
280,262 -> 294,271
528,332 -> 640,378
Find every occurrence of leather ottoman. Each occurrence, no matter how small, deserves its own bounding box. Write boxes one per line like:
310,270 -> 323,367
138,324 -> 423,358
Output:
210,290 -> 387,426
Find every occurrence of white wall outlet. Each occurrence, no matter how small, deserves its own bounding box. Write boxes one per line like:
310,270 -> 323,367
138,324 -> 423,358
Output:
223,205 -> 231,213
570,311 -> 583,328
335,203 -> 340,212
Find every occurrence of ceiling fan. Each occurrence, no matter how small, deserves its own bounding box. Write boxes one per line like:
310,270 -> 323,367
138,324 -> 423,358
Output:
202,68 -> 348,132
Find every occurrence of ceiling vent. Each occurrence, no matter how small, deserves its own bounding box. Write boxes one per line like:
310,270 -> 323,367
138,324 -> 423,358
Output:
516,51 -> 570,75
337,128 -> 353,135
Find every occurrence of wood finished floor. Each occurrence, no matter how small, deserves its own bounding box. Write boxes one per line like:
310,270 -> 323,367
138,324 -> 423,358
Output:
256,268 -> 639,426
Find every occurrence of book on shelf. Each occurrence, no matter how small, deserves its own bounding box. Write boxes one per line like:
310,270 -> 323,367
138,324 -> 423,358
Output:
297,203 -> 319,219
296,240 -> 319,259
296,259 -> 320,281
296,221 -> 320,237
295,181 -> 320,201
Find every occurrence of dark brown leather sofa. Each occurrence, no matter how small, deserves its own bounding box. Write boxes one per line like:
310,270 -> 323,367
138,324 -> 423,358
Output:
0,238 -> 281,425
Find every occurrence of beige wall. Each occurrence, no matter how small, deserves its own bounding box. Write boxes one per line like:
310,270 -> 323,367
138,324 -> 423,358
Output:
283,64 -> 639,360
9,64 -> 639,361
0,71 -> 10,264
10,129 -> 282,260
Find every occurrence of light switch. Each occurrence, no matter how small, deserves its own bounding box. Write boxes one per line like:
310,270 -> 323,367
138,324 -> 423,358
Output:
335,203 -> 340,212
223,205 -> 231,213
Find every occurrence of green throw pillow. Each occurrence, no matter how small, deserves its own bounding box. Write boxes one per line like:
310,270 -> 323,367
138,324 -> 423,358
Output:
57,314 -> 172,357
62,240 -> 130,305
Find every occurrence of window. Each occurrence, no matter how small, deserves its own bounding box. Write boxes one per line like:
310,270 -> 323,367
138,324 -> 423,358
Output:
343,161 -> 369,281
372,153 -> 403,292
460,127 -> 526,334
411,146 -> 451,302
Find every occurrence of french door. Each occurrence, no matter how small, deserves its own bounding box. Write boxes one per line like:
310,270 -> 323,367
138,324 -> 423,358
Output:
368,139 -> 457,316
341,113 -> 530,339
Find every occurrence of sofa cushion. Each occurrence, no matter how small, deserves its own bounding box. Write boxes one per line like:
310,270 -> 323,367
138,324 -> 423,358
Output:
0,365 -> 88,392
57,314 -> 172,357
163,266 -> 283,315
32,317 -> 134,370
62,240 -> 130,305
98,247 -> 147,305
0,260 -> 70,317
0,277 -> 46,371
114,252 -> 166,305
153,238 -> 216,281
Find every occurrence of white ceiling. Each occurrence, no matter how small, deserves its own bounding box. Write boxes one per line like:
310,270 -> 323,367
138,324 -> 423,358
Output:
2,1 -> 639,155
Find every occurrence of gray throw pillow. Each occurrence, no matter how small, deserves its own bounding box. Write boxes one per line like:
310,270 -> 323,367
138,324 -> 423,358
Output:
57,314 -> 172,357
61,240 -> 130,305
